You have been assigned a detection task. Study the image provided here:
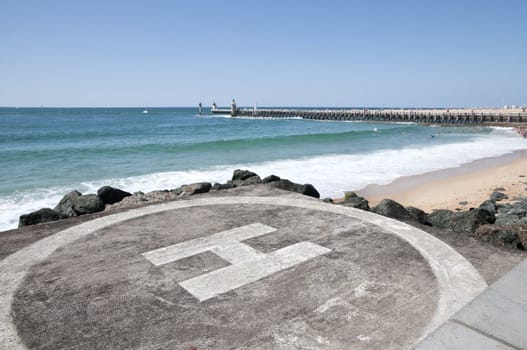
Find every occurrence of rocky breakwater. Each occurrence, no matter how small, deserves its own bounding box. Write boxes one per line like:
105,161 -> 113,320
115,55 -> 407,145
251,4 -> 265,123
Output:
337,190 -> 527,251
18,187 -> 131,227
17,170 -> 320,228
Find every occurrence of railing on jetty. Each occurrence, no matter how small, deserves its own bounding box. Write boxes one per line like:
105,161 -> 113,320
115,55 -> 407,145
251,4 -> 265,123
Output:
212,108 -> 527,126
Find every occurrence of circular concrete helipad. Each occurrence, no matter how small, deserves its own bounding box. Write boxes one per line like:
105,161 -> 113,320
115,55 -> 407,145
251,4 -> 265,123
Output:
0,196 -> 486,350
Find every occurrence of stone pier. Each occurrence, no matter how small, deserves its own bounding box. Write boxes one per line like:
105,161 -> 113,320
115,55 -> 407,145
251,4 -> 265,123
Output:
211,107 -> 527,126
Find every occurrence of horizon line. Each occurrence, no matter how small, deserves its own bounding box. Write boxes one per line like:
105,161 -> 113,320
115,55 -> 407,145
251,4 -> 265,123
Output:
0,105 -> 516,109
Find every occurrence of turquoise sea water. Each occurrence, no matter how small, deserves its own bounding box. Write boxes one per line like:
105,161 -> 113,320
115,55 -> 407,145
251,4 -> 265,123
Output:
1,107 -> 525,231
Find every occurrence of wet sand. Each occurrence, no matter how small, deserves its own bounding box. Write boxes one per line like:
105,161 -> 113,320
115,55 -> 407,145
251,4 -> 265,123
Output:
356,150 -> 527,212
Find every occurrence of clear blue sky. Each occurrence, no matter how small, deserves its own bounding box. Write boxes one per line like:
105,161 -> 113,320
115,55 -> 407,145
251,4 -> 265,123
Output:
1,0 -> 526,107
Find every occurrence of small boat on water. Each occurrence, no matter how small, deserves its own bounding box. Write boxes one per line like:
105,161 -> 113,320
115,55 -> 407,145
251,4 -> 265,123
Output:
142,109 -> 149,114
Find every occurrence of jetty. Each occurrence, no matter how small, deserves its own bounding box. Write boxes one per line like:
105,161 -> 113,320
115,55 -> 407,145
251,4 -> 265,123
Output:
211,104 -> 527,126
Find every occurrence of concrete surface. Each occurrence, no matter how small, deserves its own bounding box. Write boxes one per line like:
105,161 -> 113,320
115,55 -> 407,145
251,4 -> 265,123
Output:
0,189 -> 488,350
415,258 -> 527,350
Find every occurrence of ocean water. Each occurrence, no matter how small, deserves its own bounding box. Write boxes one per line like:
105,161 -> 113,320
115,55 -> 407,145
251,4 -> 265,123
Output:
1,107 -> 526,231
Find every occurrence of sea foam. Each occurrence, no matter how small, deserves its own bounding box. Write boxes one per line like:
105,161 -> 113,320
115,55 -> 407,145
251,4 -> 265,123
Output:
0,128 -> 525,232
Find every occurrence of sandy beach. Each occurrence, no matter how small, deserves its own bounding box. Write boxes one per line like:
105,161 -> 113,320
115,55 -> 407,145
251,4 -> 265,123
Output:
357,150 -> 527,212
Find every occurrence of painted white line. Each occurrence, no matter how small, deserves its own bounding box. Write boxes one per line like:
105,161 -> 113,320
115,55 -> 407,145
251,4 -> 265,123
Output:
143,223 -> 330,301
142,223 -> 276,266
179,241 -> 330,302
0,196 -> 487,349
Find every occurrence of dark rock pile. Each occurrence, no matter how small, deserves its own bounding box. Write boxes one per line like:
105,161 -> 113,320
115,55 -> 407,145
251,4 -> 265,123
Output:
97,186 -> 132,204
18,170 -> 320,228
336,190 -> 526,251
17,169 -> 526,251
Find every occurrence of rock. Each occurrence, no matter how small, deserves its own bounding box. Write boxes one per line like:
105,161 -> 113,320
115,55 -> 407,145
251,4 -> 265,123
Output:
262,175 -> 281,184
427,209 -> 456,229
211,182 -> 236,191
342,197 -> 370,211
495,198 -> 527,225
97,186 -> 132,205
494,187 -> 506,191
490,191 -> 508,202
339,192 -> 370,211
104,191 -> 153,212
479,200 -> 497,216
373,199 -> 411,221
266,179 -> 320,198
475,224 -> 526,250
54,190 -> 82,217
54,191 -> 105,217
298,184 -> 320,198
406,206 -> 428,225
343,192 -> 359,202
266,179 -> 298,192
458,201 -> 468,206
73,194 -> 105,215
427,208 -> 493,234
145,190 -> 178,202
342,196 -> 370,211
323,198 -> 334,203
19,208 -> 64,227
239,176 -> 262,186
178,182 -> 212,196
342,192 -> 370,211
230,169 -> 262,186
232,169 -> 259,182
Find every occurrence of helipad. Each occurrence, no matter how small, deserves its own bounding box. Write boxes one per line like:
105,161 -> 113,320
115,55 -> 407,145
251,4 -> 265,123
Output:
0,192 -> 487,350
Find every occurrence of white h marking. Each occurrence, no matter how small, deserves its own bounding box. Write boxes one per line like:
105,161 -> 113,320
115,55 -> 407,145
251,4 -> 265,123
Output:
142,223 -> 331,301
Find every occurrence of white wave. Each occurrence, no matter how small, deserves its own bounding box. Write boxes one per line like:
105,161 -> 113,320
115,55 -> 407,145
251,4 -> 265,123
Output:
1,132 -> 525,232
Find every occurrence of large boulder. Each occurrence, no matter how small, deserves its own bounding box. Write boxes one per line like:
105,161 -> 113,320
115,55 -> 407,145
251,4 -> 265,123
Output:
230,169 -> 261,187
267,179 -> 320,198
427,209 -> 456,229
54,190 -> 82,217
343,192 -> 358,202
19,208 -> 64,227
262,175 -> 281,184
406,206 -> 428,225
73,194 -> 105,215
495,198 -> 527,225
175,182 -> 212,196
341,192 -> 370,211
97,186 -> 132,205
239,176 -> 262,186
211,182 -> 236,191
54,191 -> 105,216
479,200 -> 497,216
267,179 -> 301,193
373,199 -> 412,221
453,209 -> 494,234
475,224 -> 526,250
428,208 -> 493,234
232,169 -> 259,182
146,190 -> 178,202
298,184 -> 320,198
